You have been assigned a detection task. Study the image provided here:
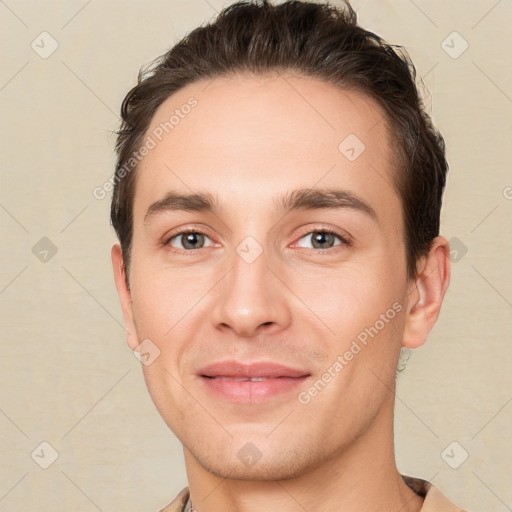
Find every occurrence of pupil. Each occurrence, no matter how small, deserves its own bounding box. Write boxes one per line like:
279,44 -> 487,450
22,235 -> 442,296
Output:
314,232 -> 331,249
184,233 -> 203,249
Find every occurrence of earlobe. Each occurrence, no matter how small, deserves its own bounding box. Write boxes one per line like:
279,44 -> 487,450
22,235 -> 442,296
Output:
111,243 -> 140,351
402,236 -> 451,349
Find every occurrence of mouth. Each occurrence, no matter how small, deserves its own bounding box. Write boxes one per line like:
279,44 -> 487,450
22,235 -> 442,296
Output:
203,376 -> 277,381
197,361 -> 311,403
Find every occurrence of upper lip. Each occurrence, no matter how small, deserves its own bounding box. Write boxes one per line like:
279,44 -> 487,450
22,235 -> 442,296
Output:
198,361 -> 310,379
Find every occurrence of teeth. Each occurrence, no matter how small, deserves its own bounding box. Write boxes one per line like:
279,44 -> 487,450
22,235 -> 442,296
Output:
214,377 -> 269,381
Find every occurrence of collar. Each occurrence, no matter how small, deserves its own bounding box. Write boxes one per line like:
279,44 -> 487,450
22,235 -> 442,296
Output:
159,475 -> 468,512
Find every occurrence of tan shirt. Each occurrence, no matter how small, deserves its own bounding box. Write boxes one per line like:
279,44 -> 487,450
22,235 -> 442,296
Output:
158,475 -> 469,512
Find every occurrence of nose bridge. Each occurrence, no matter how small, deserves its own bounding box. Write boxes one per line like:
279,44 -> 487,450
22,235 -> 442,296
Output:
211,236 -> 291,337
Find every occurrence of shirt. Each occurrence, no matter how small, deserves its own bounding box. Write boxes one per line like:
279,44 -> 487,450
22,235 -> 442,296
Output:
158,475 -> 469,512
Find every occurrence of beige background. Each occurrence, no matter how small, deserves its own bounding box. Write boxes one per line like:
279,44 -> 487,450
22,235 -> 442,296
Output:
1,0 -> 511,510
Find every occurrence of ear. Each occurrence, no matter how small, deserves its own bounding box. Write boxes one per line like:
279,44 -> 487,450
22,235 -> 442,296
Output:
402,236 -> 451,349
111,243 -> 140,351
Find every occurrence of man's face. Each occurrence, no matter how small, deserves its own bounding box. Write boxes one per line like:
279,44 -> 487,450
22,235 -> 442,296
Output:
116,73 -> 415,479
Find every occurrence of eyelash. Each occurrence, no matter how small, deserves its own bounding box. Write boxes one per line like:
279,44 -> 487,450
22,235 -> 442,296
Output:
163,226 -> 351,254
291,228 -> 351,251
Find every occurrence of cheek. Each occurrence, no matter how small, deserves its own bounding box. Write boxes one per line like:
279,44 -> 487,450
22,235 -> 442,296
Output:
130,272 -> 197,432
298,266 -> 407,397
295,265 -> 403,343
130,264 -> 208,336
129,266 -> 216,393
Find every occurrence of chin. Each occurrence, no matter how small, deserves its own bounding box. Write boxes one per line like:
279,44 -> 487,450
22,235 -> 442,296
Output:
190,441 -> 323,482
198,458 -> 305,481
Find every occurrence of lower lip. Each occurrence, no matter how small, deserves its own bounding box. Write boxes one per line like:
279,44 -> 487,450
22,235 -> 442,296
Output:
199,376 -> 309,403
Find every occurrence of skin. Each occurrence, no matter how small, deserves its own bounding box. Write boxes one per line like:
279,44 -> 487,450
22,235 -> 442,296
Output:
112,71 -> 450,512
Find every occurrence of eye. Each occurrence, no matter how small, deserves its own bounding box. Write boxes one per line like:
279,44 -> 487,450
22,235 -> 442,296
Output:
166,230 -> 214,250
163,228 -> 349,252
294,229 -> 349,250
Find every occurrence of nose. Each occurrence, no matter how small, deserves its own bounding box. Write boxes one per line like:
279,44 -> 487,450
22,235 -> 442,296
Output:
210,244 -> 292,338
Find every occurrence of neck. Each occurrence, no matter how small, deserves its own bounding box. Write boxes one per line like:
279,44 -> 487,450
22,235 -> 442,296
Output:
183,397 -> 423,512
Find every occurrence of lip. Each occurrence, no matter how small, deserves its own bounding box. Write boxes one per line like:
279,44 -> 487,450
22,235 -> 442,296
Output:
197,360 -> 310,403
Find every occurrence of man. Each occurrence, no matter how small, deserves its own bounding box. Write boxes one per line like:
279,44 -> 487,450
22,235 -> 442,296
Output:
110,1 -> 467,510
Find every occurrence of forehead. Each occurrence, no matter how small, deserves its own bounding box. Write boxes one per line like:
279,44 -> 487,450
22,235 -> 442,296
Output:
133,72 -> 400,229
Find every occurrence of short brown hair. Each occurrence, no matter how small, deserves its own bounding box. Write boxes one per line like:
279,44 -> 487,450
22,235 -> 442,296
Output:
111,0 -> 448,284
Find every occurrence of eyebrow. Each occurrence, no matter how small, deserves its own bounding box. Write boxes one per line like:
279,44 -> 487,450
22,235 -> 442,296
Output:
143,187 -> 378,224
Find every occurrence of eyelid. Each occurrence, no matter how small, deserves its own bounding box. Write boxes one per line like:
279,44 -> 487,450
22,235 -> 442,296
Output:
162,224 -> 352,252
291,225 -> 352,249
163,225 -> 216,248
